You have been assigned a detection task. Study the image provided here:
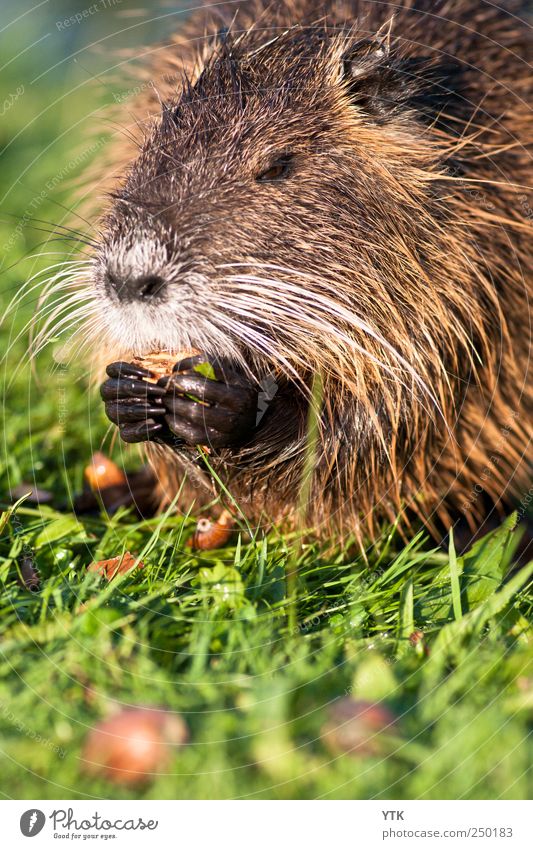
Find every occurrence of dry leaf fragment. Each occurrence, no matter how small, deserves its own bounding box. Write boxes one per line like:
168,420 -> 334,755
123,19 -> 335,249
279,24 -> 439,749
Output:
88,551 -> 143,580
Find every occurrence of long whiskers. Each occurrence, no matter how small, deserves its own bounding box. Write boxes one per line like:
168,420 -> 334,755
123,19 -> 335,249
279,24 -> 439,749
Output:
216,263 -> 447,427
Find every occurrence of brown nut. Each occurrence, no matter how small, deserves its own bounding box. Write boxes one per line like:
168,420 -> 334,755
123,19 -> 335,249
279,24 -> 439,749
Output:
321,697 -> 398,758
132,349 -> 200,382
84,452 -> 126,490
82,706 -> 189,786
189,510 -> 234,550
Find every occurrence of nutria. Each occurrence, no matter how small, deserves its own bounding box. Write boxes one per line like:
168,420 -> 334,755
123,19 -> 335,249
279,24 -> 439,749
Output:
61,0 -> 533,541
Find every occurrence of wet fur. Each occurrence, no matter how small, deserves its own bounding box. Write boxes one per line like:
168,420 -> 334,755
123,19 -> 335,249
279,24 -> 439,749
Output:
56,1 -> 533,540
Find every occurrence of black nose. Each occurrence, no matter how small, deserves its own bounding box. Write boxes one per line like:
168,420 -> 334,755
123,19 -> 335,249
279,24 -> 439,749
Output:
106,272 -> 167,303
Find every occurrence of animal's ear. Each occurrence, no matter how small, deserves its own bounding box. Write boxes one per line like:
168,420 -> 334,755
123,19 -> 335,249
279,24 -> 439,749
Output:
341,19 -> 465,126
343,26 -> 391,79
340,20 -> 399,119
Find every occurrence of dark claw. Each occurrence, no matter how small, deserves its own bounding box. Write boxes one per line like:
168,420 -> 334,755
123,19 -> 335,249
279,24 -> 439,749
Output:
106,360 -> 155,380
172,355 -> 250,388
172,355 -> 206,373
100,377 -> 166,401
119,419 -> 163,443
165,373 -> 255,412
152,431 -> 186,448
165,415 -> 228,447
164,395 -> 248,434
105,399 -> 166,425
206,359 -> 251,387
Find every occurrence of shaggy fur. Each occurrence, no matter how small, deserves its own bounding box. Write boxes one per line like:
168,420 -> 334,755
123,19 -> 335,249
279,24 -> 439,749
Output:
47,0 -> 533,540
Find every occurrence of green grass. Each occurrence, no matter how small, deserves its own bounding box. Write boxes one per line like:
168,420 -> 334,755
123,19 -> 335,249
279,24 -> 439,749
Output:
0,9 -> 532,800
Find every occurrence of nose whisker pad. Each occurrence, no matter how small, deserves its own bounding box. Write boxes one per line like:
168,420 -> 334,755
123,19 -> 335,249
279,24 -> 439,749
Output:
105,270 -> 167,303
137,275 -> 166,299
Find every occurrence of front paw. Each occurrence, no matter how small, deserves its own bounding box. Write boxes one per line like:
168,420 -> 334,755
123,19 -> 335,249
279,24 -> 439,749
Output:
161,357 -> 258,449
100,361 -> 167,443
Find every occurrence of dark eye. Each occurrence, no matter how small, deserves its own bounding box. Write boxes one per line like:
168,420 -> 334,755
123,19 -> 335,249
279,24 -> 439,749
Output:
256,155 -> 293,182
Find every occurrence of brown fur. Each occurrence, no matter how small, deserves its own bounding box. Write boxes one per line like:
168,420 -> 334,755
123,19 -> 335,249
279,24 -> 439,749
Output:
62,1 -> 533,541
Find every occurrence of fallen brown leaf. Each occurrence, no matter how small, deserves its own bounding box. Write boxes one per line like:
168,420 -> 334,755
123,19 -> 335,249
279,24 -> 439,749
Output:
88,551 -> 143,580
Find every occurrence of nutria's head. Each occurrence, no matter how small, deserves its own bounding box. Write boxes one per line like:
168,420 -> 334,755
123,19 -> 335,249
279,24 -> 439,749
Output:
92,17 -> 508,453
